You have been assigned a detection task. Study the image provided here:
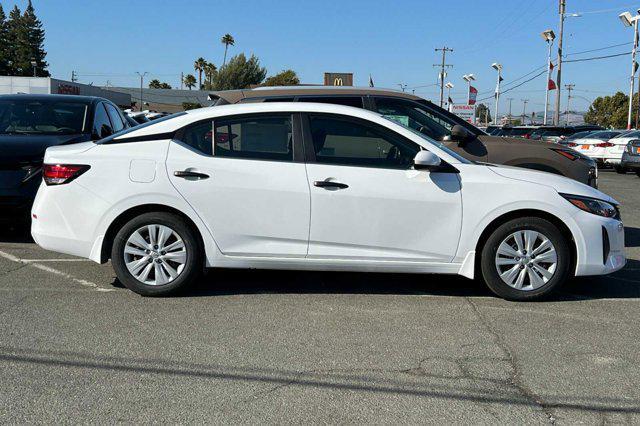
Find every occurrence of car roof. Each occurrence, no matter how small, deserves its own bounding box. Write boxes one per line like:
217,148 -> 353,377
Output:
0,93 -> 105,104
211,86 -> 425,104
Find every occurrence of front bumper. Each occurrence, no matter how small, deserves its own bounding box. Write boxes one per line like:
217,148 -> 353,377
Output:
573,211 -> 625,276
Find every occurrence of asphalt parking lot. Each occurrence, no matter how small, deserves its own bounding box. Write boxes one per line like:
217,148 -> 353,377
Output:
0,171 -> 638,424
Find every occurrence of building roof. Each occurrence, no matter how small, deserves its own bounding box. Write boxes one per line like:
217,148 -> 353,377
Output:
103,87 -> 213,109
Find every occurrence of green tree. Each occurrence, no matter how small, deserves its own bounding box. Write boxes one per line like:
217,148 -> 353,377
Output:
220,33 -> 235,66
182,101 -> 203,110
0,4 -> 9,75
263,69 -> 300,86
584,91 -> 630,128
475,103 -> 492,124
148,79 -> 171,89
203,62 -> 217,89
194,57 -> 206,89
22,0 -> 48,76
211,53 -> 266,90
6,5 -> 28,75
183,74 -> 197,90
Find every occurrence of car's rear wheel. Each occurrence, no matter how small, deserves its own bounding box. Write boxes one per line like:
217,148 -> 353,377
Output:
614,165 -> 626,174
480,217 -> 571,301
111,212 -> 202,296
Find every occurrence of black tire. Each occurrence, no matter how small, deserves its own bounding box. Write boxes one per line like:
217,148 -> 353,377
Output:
614,165 -> 626,174
480,217 -> 571,301
111,212 -> 202,296
636,170 -> 640,178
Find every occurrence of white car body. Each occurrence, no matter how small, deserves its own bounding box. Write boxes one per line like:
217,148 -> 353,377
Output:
31,103 -> 625,284
570,131 -> 628,165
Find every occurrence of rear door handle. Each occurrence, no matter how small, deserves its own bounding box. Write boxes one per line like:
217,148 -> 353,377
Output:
314,180 -> 348,189
174,170 -> 210,179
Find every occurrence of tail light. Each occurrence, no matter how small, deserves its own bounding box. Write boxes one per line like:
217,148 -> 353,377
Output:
567,142 -> 577,147
595,141 -> 614,148
524,134 -> 530,139
43,164 -> 90,186
551,148 -> 578,161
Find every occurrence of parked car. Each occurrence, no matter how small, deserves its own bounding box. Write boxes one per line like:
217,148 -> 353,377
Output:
606,130 -> 640,173
567,130 -> 625,167
125,111 -> 151,125
31,102 -> 625,300
0,94 -> 131,224
557,130 -> 597,146
209,87 -> 598,187
529,125 -> 603,143
495,126 -> 538,139
620,139 -> 640,177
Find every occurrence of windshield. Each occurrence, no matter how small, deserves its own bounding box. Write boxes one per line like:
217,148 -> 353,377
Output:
381,115 -> 472,164
0,99 -> 88,135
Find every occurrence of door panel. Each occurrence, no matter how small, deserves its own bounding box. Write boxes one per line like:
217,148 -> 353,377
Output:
167,142 -> 310,256
306,164 -> 462,261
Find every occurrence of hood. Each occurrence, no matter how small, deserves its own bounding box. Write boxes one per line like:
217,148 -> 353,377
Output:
487,164 -> 618,204
0,134 -> 90,165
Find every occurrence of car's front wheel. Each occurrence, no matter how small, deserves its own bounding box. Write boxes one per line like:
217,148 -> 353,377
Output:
111,212 -> 202,296
480,217 -> 571,301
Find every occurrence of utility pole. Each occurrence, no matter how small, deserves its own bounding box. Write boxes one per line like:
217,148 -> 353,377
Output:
507,98 -> 514,124
521,99 -> 529,125
434,47 -> 454,108
136,71 -> 148,112
180,72 -> 184,90
564,84 -> 574,125
553,0 -> 565,125
636,74 -> 640,129
71,70 -> 78,82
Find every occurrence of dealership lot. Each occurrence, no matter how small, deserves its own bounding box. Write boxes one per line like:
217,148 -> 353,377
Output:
0,171 -> 638,423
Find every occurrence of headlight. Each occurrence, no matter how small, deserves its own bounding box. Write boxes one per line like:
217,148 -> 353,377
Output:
560,193 -> 620,220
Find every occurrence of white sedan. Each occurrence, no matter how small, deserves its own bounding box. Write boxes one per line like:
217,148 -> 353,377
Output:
568,130 -> 625,166
31,103 -> 626,300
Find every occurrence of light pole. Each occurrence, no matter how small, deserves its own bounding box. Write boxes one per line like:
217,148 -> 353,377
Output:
521,99 -> 529,125
541,29 -> 555,125
620,10 -> 640,129
492,62 -> 502,125
462,74 -> 476,123
135,72 -> 148,112
30,59 -> 37,77
445,82 -> 454,110
554,2 -> 581,125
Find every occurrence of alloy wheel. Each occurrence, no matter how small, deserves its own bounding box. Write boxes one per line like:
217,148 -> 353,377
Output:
494,230 -> 558,291
123,224 -> 187,286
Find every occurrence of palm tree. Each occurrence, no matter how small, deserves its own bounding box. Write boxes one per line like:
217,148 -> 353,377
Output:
220,34 -> 235,66
183,74 -> 196,90
194,57 -> 207,89
204,62 -> 217,88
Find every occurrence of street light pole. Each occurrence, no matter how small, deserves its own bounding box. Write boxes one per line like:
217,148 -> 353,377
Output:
136,72 -> 148,112
30,58 -> 37,77
541,29 -> 555,125
521,99 -> 529,125
553,0 -> 565,125
492,63 -> 502,125
620,11 -> 640,129
463,73 -> 476,124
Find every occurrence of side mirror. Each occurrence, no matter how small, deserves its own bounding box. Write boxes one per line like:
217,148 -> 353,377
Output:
450,124 -> 471,146
413,150 -> 442,171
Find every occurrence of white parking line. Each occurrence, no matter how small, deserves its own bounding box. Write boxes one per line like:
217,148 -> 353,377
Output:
0,250 -> 113,292
21,258 -> 92,263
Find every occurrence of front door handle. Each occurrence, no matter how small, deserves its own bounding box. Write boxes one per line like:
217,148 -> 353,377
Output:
314,180 -> 348,189
174,170 -> 210,179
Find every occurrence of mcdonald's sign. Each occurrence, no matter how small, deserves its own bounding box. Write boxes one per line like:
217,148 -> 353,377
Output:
324,72 -> 353,86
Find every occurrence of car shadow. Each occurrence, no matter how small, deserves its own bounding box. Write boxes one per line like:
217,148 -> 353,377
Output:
625,226 -> 640,248
0,224 -> 34,243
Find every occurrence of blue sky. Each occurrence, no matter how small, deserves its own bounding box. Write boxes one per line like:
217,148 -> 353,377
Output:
3,0 -> 639,113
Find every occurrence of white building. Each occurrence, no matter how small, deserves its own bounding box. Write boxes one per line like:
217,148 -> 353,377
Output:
0,76 -> 131,107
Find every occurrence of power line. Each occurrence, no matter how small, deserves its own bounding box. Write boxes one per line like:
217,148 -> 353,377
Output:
565,42 -> 632,57
564,51 -> 630,63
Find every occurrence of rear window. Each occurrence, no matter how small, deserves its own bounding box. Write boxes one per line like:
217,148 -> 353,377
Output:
96,112 -> 186,144
0,99 -> 88,135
